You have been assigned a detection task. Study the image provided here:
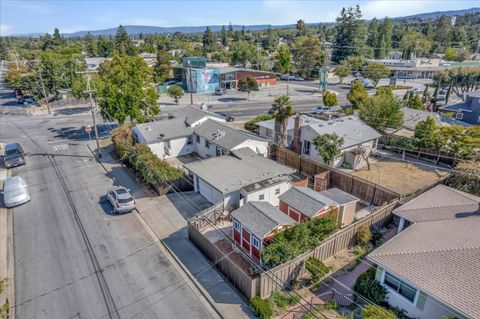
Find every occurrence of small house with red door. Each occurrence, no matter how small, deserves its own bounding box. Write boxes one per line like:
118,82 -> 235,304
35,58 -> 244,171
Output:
231,201 -> 296,260
279,186 -> 339,222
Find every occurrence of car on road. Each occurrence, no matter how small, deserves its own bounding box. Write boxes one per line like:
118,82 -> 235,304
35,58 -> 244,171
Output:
280,75 -> 295,81
293,76 -> 304,81
3,143 -> 25,168
408,88 -> 422,94
215,112 -> 235,122
2,176 -> 30,208
312,106 -> 327,114
214,87 -> 226,96
106,186 -> 135,213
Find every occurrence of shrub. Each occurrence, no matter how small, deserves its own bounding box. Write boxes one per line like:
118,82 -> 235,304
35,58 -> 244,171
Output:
110,126 -> 184,185
270,290 -> 300,309
305,256 -> 329,282
244,114 -> 273,133
389,135 -> 417,151
324,299 -> 338,310
323,91 -> 338,107
261,213 -> 339,268
250,296 -> 274,319
361,305 -> 397,319
355,224 -> 372,246
354,267 -> 387,305
167,85 -> 184,104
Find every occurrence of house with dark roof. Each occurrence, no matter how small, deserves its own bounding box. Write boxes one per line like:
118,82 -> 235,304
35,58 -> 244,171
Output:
440,89 -> 480,125
279,187 -> 359,226
367,185 -> 480,319
231,201 -> 296,260
257,115 -> 381,169
185,148 -> 301,209
132,106 -> 268,159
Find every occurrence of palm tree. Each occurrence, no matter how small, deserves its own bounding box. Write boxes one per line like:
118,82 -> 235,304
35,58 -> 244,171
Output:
272,95 -> 294,147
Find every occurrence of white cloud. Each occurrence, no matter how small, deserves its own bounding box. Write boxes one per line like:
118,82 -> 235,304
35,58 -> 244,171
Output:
0,24 -> 13,36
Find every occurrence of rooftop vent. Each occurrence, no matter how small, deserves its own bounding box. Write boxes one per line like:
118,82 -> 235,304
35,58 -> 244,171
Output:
212,130 -> 225,140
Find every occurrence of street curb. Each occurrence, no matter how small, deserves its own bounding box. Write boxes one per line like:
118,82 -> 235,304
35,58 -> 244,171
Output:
86,143 -> 226,319
0,168 -> 14,319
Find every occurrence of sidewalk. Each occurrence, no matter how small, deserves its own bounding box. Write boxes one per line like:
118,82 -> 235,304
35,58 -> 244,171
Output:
91,143 -> 255,319
0,168 -> 14,319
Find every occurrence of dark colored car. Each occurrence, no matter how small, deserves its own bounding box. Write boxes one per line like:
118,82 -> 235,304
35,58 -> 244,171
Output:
216,112 -> 235,122
3,143 -> 26,168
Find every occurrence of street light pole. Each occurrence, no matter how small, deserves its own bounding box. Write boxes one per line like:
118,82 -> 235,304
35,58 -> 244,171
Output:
188,61 -> 193,105
78,70 -> 101,158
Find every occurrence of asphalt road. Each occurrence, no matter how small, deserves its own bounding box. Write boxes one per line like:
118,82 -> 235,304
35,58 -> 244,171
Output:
0,79 -> 218,318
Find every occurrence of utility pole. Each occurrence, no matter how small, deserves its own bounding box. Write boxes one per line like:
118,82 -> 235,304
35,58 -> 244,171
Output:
77,70 -> 101,158
38,71 -> 51,114
256,43 -> 261,70
187,60 -> 193,105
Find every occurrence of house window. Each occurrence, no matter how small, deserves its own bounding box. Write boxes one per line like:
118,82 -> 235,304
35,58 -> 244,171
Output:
383,272 -> 417,302
187,135 -> 193,145
252,237 -> 260,249
205,140 -> 211,148
455,112 -> 463,120
216,146 -> 222,156
275,188 -> 280,195
259,194 -> 265,200
196,134 -> 200,143
303,140 -> 310,155
234,220 -> 241,231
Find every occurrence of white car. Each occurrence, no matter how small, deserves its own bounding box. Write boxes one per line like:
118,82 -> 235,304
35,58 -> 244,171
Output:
106,186 -> 135,213
2,176 -> 30,208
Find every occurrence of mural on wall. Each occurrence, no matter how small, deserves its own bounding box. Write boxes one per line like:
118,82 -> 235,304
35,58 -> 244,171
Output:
187,68 -> 220,93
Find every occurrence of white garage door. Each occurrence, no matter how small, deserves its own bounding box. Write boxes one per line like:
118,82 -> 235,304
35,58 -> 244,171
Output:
198,177 -> 223,204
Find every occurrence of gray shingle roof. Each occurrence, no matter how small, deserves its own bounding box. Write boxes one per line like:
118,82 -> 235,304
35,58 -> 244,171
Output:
231,201 -> 296,239
401,108 -> 442,131
194,119 -> 265,150
133,106 -> 224,143
257,115 -> 381,149
185,148 -> 295,194
368,217 -> 480,319
319,188 -> 359,205
394,185 -> 480,223
279,186 -> 338,218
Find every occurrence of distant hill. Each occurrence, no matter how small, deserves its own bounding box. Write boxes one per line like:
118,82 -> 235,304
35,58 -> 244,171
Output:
395,7 -> 479,20
9,7 -> 480,38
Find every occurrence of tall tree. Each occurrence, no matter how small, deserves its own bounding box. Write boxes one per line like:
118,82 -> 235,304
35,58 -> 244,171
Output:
447,67 -> 480,101
237,76 -> 259,100
153,48 -> 171,83
52,28 -> 64,47
375,17 -> 393,59
332,5 -> 367,63
202,27 -> 216,53
296,19 -> 306,36
85,32 -> 97,56
231,41 -> 255,67
414,116 -> 439,149
358,92 -> 404,132
96,54 -> 159,123
399,31 -> 432,59
220,25 -> 228,47
312,133 -> 344,165
115,25 -> 136,56
347,80 -> 368,108
292,36 -> 323,79
272,95 -> 294,147
97,36 -> 114,57
273,45 -> 292,74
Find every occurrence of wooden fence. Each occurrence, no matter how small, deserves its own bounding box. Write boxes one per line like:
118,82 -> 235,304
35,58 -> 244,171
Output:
258,199 -> 398,298
188,198 -> 398,299
274,146 -> 400,206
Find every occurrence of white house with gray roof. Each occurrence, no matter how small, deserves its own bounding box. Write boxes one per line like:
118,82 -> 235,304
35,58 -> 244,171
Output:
257,115 -> 381,168
132,106 -> 268,159
184,148 -> 296,209
367,185 -> 480,319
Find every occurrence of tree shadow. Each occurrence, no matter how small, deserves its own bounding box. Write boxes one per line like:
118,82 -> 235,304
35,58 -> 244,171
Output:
53,106 -> 90,116
217,97 -> 247,102
49,123 -> 116,141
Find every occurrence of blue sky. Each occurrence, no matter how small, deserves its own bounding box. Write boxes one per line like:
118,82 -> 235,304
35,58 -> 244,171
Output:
1,0 -> 478,36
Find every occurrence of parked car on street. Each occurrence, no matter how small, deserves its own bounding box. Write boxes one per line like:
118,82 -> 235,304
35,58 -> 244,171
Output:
3,143 -> 25,168
280,75 -> 295,81
2,176 -> 30,208
312,106 -> 326,114
215,112 -> 235,122
106,186 -> 135,213
293,76 -> 304,81
214,87 -> 226,96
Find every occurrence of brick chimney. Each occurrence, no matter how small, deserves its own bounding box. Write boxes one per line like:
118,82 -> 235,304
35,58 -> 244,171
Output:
292,114 -> 302,154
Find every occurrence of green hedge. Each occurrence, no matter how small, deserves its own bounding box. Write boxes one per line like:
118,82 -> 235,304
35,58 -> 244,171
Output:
261,214 -> 339,268
244,114 -> 273,133
305,256 -> 329,283
250,296 -> 274,319
111,125 -> 184,185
